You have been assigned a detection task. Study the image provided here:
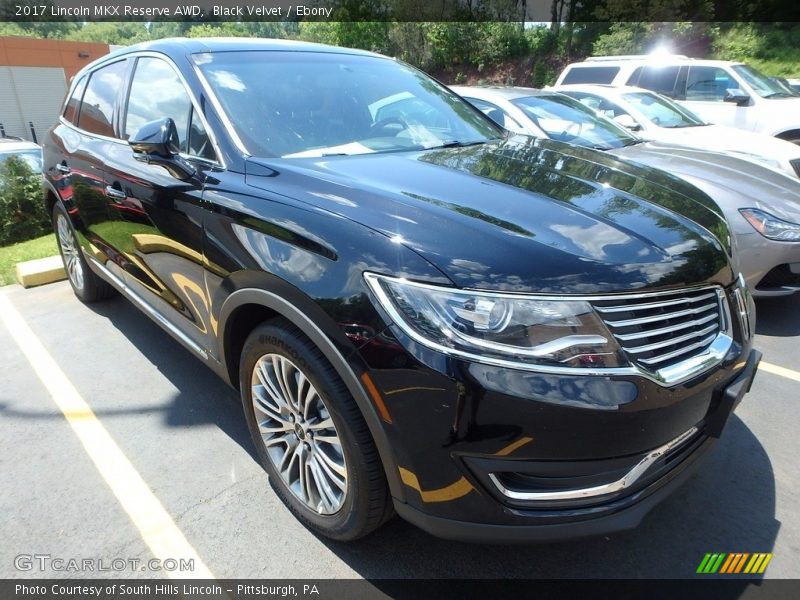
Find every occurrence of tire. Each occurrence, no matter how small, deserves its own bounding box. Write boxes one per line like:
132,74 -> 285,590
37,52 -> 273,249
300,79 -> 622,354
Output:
52,203 -> 114,303
240,320 -> 393,541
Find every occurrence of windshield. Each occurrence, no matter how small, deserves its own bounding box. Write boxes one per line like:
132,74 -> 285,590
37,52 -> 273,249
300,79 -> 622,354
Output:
732,64 -> 796,98
194,51 -> 502,158
511,94 -> 639,150
0,149 -> 42,172
622,92 -> 706,128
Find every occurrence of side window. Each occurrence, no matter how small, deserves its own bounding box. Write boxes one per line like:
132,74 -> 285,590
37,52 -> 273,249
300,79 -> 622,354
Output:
63,75 -> 87,125
77,60 -> 127,137
465,97 -> 523,132
633,66 -> 680,97
125,57 -> 191,153
685,66 -> 735,102
561,66 -> 620,85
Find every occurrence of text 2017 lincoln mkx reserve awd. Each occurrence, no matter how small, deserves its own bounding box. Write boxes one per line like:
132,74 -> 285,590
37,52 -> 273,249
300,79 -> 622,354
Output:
43,38 -> 761,542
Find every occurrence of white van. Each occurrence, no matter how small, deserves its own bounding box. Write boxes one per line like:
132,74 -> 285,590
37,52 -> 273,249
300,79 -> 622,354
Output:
554,55 -> 800,144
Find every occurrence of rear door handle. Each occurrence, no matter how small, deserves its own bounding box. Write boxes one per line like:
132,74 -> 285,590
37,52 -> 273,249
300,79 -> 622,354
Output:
105,186 -> 127,200
56,164 -> 71,173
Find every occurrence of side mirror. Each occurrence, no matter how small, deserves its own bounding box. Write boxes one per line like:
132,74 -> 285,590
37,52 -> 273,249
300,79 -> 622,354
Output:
613,113 -> 642,131
723,89 -> 751,106
129,118 -> 195,180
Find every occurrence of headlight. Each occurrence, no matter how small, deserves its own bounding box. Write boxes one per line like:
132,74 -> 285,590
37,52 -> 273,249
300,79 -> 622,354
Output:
739,208 -> 800,241
364,273 -> 625,368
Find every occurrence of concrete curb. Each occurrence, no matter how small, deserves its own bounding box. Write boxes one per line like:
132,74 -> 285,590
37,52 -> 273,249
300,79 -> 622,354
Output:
15,255 -> 66,288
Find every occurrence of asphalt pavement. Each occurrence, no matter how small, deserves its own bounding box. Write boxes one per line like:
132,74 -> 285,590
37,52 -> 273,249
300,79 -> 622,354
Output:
1,281 -> 798,579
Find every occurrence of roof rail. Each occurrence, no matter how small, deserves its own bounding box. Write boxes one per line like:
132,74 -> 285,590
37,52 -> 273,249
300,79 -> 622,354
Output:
584,54 -> 689,62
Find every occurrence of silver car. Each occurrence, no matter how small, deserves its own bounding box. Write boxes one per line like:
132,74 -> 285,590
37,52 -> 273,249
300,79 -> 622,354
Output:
452,85 -> 800,297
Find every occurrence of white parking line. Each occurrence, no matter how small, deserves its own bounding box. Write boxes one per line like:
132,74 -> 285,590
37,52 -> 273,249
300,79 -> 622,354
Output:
760,361 -> 800,384
0,294 -> 215,579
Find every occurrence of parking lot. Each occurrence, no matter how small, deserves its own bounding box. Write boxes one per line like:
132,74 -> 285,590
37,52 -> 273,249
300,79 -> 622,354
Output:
1,280 -> 798,580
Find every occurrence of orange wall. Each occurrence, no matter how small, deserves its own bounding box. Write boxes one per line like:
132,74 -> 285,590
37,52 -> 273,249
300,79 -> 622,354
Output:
0,36 -> 110,80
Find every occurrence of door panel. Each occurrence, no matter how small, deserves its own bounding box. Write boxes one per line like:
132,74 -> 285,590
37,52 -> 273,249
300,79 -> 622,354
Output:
100,55 -> 219,351
102,142 -> 211,349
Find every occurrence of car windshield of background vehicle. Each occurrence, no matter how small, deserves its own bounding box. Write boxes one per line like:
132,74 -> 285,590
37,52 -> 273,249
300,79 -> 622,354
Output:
732,64 -> 795,98
194,51 -> 503,158
511,95 -> 639,150
0,150 -> 42,172
622,92 -> 707,128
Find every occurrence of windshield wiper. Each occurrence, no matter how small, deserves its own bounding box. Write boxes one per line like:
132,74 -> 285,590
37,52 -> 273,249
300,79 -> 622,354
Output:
433,140 -> 489,149
764,92 -> 793,98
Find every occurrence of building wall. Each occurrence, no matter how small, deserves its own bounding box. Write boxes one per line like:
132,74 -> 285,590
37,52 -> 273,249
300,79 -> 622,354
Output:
0,36 -> 111,142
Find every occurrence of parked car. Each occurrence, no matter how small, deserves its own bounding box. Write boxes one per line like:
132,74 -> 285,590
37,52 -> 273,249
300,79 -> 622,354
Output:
552,84 -> 800,178
0,137 -> 42,172
553,55 -> 800,144
452,85 -> 800,296
44,38 -> 759,543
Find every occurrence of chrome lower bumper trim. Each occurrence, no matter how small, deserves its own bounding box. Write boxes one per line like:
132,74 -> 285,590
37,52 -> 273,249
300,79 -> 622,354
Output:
488,426 -> 699,502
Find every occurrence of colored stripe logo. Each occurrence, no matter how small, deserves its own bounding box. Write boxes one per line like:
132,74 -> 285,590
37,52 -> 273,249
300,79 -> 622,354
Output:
696,553 -> 773,574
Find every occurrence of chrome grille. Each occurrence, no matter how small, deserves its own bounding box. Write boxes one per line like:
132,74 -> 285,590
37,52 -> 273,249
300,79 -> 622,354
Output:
591,288 -> 724,370
791,158 -> 800,178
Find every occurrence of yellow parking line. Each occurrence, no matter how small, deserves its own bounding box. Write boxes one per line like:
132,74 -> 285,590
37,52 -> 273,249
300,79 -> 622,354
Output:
760,361 -> 800,383
0,294 -> 214,579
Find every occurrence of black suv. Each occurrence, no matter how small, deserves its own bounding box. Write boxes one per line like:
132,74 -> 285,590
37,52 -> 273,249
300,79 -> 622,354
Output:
43,38 -> 760,542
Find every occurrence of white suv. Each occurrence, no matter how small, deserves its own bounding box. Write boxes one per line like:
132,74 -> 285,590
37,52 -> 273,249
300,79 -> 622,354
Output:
555,55 -> 800,144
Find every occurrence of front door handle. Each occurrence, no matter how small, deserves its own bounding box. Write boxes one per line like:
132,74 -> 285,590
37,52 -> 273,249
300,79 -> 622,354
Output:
105,185 -> 127,200
56,163 -> 71,173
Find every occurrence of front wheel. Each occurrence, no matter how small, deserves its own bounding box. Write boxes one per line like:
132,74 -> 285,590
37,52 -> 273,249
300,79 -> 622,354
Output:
240,320 -> 393,540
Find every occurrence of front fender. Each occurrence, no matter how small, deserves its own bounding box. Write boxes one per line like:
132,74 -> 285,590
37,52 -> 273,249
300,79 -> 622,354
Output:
216,280 -> 407,502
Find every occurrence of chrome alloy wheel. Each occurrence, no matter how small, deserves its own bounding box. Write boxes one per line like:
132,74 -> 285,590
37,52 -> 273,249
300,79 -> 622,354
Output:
56,213 -> 85,292
251,353 -> 348,515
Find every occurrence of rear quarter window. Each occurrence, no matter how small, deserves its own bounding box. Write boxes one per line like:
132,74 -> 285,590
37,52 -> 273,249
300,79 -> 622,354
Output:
561,66 -> 621,85
63,76 -> 87,125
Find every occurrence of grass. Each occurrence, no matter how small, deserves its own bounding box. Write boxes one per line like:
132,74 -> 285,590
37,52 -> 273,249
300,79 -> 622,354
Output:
0,233 -> 58,286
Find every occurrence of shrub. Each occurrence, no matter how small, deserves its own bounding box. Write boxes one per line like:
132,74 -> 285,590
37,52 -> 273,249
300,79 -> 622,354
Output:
531,61 -> 556,88
0,157 -> 49,246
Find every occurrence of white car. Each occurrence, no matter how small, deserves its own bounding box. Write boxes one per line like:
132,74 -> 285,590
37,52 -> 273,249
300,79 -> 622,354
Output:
0,137 -> 42,172
552,84 -> 800,178
554,55 -> 800,144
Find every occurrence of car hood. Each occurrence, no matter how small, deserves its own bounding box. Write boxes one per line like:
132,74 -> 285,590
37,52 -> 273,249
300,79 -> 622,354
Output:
611,140 -> 800,225
642,125 -> 800,172
246,135 -> 734,294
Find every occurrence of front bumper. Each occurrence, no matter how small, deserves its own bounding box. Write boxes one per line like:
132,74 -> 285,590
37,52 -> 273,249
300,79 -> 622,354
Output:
736,231 -> 800,296
378,347 -> 761,543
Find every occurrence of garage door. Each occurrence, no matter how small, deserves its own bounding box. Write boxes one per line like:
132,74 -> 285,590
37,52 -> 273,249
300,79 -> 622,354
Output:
0,66 -> 66,142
